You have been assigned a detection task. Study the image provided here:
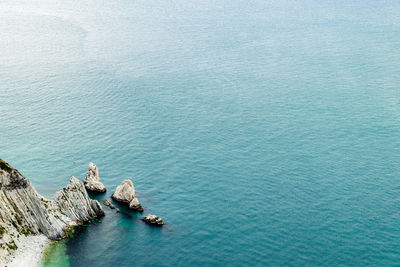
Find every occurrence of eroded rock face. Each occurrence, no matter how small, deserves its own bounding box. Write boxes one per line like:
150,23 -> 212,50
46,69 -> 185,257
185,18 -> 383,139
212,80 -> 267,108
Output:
128,197 -> 143,212
112,180 -> 134,202
84,163 -> 106,193
112,179 -> 143,211
142,214 -> 163,226
54,176 -> 105,222
0,159 -> 105,263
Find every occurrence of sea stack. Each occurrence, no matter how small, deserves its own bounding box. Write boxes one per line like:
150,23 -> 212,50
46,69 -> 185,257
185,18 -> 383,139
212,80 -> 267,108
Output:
0,159 -> 104,264
112,179 -> 143,212
84,162 -> 106,193
142,214 -> 163,226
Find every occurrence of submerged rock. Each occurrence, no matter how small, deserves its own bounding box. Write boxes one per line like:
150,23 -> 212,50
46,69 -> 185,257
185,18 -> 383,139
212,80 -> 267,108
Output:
103,199 -> 116,209
84,163 -> 106,193
112,179 -> 143,212
142,214 -> 163,226
0,158 -> 105,264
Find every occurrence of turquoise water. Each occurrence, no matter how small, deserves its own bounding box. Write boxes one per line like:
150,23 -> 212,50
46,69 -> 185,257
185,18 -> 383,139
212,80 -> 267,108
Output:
1,0 -> 400,265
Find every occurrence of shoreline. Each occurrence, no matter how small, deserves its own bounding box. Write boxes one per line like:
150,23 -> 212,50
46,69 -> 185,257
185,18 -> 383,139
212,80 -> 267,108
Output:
6,234 -> 50,267
0,159 -> 104,266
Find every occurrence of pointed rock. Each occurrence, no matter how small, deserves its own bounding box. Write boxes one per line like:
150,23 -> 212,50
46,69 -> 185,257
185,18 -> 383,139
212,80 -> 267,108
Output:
112,179 -> 143,211
129,197 -> 143,212
54,176 -> 105,222
84,163 -> 106,193
112,180 -> 135,203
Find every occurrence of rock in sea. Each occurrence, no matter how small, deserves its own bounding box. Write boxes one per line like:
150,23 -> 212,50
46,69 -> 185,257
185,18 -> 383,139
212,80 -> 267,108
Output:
0,158 -> 105,264
112,179 -> 143,212
103,199 -> 115,209
142,214 -> 163,226
128,197 -> 143,212
84,162 -> 106,193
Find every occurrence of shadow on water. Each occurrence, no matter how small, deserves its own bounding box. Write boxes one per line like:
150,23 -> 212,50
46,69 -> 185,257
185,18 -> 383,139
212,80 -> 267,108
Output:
39,223 -> 98,267
48,192 -> 168,266
40,198 -> 173,267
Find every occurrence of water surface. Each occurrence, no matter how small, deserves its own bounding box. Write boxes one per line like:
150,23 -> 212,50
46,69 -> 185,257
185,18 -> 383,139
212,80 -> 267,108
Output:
1,0 -> 399,265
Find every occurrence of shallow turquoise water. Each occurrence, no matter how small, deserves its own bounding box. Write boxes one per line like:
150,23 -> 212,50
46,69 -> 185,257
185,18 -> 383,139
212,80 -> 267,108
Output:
1,0 -> 399,265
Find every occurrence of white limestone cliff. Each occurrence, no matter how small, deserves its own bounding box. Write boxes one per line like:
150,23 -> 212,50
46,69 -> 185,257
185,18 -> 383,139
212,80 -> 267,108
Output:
0,159 -> 105,264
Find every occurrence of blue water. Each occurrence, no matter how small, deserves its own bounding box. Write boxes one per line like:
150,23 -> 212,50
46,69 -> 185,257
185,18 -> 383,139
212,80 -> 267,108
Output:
1,0 -> 400,265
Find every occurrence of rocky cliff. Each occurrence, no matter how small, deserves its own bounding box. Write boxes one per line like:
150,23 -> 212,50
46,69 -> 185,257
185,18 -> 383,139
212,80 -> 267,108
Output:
0,159 -> 104,263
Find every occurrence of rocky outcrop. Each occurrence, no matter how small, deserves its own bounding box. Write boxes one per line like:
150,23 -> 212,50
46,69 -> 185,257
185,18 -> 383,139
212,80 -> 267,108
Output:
0,159 -> 104,263
128,198 -> 143,212
54,176 -> 105,222
142,214 -> 163,226
84,163 -> 106,193
112,180 -> 143,212
111,180 -> 135,202
103,199 -> 115,209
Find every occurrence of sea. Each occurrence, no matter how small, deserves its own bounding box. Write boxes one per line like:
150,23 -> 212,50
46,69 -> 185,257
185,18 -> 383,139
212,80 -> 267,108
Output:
0,0 -> 399,266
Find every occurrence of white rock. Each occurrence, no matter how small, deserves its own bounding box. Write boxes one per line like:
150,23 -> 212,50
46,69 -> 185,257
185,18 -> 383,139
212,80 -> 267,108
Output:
54,176 -> 105,222
84,163 -> 106,193
142,214 -> 163,225
128,197 -> 143,212
0,159 -> 105,265
112,179 -> 143,211
112,179 -> 135,203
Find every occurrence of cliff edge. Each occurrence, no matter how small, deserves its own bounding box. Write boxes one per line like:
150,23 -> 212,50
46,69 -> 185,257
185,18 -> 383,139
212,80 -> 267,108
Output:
0,159 -> 104,264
